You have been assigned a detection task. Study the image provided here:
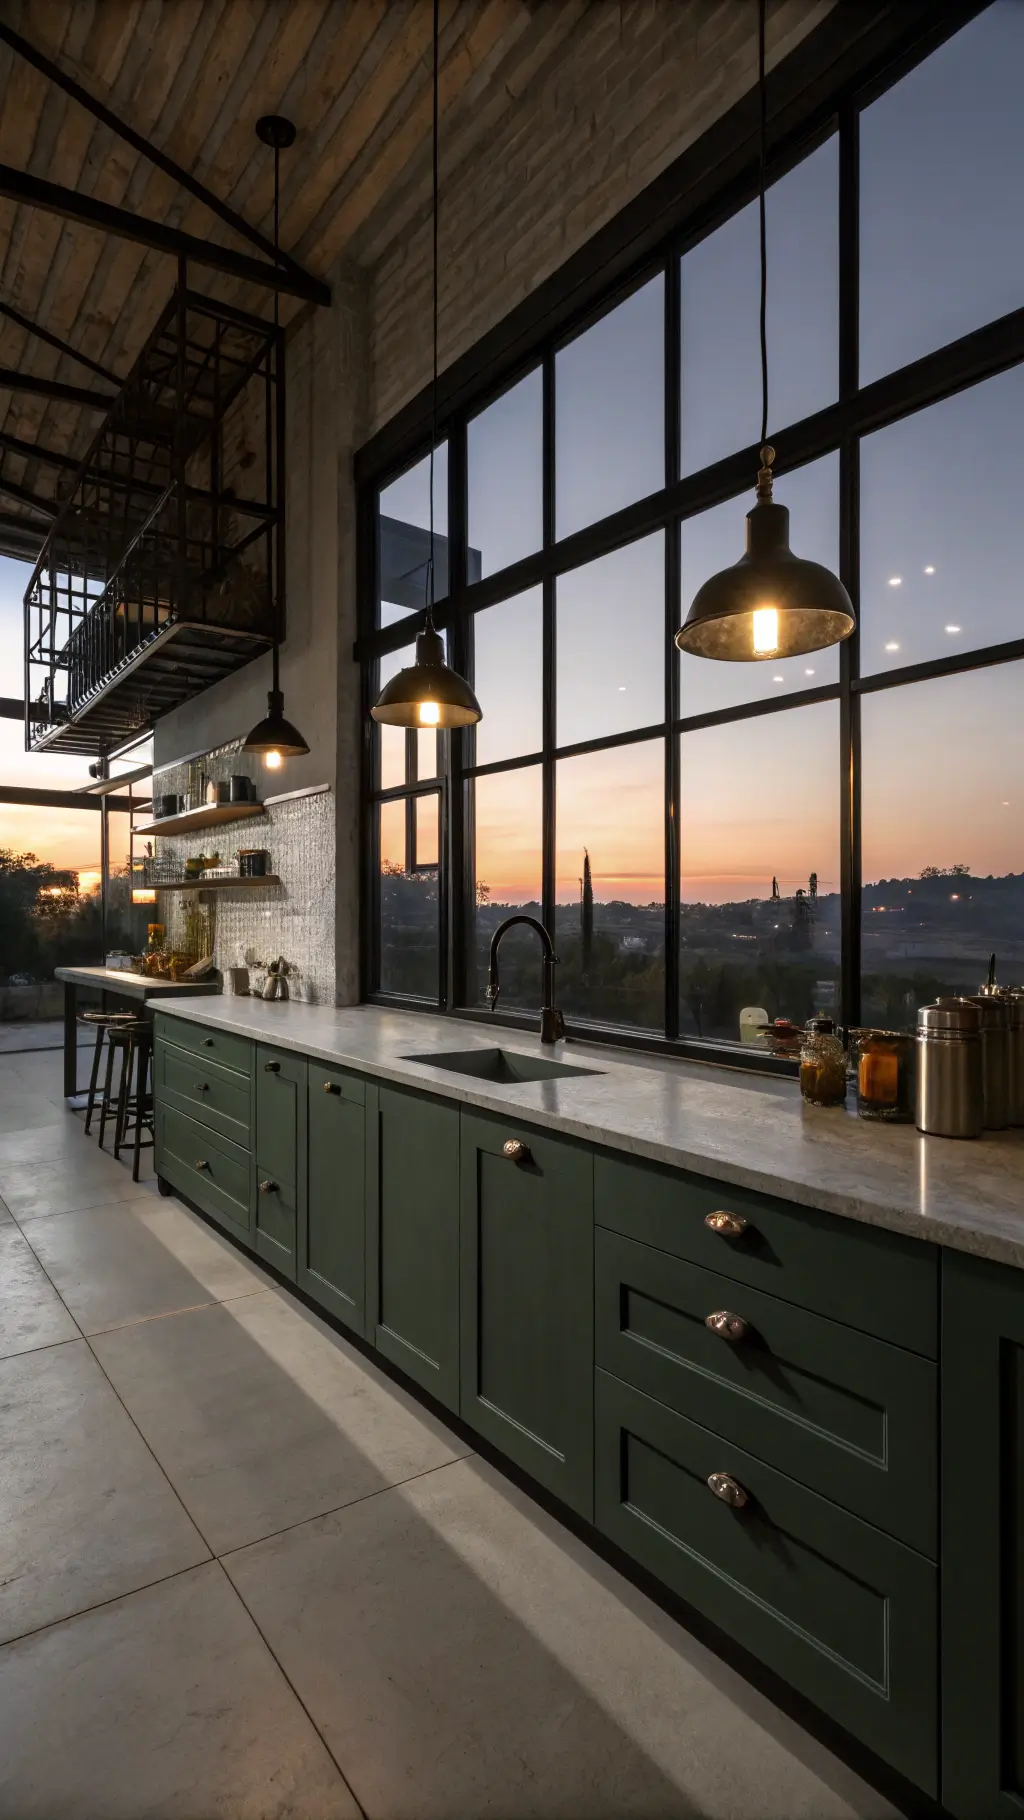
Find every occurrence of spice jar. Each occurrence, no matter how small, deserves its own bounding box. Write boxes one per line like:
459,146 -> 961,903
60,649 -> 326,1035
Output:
799,1017 -> 847,1107
853,1029 -> 915,1122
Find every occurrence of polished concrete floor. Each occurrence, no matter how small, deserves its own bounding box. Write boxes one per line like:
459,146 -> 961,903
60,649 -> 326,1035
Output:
0,1045 -> 900,1820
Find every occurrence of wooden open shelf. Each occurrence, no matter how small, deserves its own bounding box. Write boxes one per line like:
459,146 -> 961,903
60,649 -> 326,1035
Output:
134,801 -> 266,836
152,874 -> 281,892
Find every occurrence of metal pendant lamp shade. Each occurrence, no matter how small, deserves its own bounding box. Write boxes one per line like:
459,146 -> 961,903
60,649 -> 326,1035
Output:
675,447 -> 855,662
371,625 -> 481,729
242,687 -> 310,757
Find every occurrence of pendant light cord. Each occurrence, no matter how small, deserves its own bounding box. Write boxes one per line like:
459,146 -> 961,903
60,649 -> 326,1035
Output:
425,0 -> 440,624
758,0 -> 768,453
272,139 -> 281,695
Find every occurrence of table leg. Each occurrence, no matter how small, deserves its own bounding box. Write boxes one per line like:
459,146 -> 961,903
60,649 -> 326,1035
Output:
63,981 -> 77,1100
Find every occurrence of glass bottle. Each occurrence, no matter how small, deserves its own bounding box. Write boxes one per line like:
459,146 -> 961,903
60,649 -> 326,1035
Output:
799,1016 -> 847,1107
853,1028 -> 915,1122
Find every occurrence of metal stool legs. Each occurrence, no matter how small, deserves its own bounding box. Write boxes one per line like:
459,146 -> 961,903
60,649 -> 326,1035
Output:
113,1031 -> 154,1182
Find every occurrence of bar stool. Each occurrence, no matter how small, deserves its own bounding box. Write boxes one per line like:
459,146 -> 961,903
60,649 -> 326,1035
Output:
79,1010 -> 136,1137
109,1021 -> 155,1183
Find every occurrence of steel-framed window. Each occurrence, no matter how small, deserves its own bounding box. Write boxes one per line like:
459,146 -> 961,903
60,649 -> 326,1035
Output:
357,0 -> 1024,1066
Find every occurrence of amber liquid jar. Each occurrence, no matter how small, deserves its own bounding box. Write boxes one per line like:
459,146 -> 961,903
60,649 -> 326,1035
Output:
799,1018 -> 848,1107
854,1029 -> 915,1122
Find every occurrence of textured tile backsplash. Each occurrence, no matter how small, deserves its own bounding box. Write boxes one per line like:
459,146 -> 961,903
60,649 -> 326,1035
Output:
151,743 -> 335,1004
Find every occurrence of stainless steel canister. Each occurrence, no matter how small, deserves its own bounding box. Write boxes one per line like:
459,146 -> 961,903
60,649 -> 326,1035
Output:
916,998 -> 984,1138
995,988 -> 1024,1127
967,992 -> 1010,1129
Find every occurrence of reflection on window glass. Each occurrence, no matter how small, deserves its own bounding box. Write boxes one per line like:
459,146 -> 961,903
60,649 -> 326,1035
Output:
860,367 -> 1021,676
376,639 -> 443,788
679,454 -> 840,716
415,794 -> 439,870
860,2 -> 1024,385
679,704 -> 840,1045
378,442 -> 449,623
0,805 -> 105,1011
379,797 -> 439,1001
468,370 -> 542,579
466,766 -> 543,1011
471,589 -> 543,768
556,277 -> 664,540
682,137 -> 838,475
557,534 -> 664,749
555,740 -> 665,1029
861,664 -> 1024,1026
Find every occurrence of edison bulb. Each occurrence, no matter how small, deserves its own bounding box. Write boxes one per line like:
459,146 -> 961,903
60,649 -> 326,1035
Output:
418,701 -> 441,727
752,607 -> 779,655
264,749 -> 283,770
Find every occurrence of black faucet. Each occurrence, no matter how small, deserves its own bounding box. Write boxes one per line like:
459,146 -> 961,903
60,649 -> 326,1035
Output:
486,914 -> 567,1045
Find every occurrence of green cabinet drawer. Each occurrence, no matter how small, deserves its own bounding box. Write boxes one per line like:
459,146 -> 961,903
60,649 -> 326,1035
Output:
302,1067 -> 367,1332
596,1228 -> 936,1555
254,1046 -> 307,1281
366,1083 -> 460,1413
155,1103 -> 253,1245
595,1152 -> 937,1356
157,1040 -> 252,1148
460,1112 -> 594,1518
596,1371 -> 937,1795
154,1013 -> 252,1079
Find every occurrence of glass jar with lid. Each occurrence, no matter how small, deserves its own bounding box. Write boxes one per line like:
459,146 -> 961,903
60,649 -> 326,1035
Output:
852,1028 -> 915,1122
799,1017 -> 848,1107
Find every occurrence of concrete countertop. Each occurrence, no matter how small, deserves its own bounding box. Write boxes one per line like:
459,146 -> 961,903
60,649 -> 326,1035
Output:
56,966 -> 220,998
153,996 -> 1024,1270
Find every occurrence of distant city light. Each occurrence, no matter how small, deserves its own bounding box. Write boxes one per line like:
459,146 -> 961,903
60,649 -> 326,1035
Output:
945,624 -> 961,633
924,565 -> 936,575
888,576 -> 902,587
950,893 -> 960,901
1003,800 -> 1010,807
885,641 -> 900,651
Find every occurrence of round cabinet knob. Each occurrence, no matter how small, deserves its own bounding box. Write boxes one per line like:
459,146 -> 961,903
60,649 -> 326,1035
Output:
705,1309 -> 748,1343
264,1061 -> 281,1074
502,1138 -> 532,1164
708,1472 -> 749,1509
704,1210 -> 749,1239
195,1158 -> 210,1171
202,1037 -> 214,1047
323,1081 -> 341,1095
259,1179 -> 279,1195
194,1082 -> 209,1093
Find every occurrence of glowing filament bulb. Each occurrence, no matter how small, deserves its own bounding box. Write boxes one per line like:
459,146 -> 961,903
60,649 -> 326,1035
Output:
752,607 -> 779,655
418,700 -> 441,727
264,750 -> 283,769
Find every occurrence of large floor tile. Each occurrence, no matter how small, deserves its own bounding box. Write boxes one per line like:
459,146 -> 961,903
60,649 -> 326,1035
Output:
19,1197 -> 264,1335
0,1341 -> 209,1642
225,1456 -> 896,1820
0,1224 -> 79,1358
0,1121 -> 88,1168
93,1290 -> 472,1553
0,1561 -> 359,1819
0,1154 -> 151,1220
0,1090 -> 68,1134
0,1195 -> 12,1224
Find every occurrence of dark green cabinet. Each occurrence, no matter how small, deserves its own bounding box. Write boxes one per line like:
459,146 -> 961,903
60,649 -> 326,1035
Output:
460,1113 -> 594,1518
253,1045 -> 307,1280
365,1083 -> 460,1412
942,1250 -> 1024,1819
302,1065 -> 366,1332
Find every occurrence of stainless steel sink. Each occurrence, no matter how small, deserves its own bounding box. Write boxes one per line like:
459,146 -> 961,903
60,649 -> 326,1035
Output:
402,1046 -> 601,1084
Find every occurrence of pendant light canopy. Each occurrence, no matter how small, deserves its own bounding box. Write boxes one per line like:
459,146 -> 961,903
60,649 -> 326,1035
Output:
242,114 -> 310,768
675,0 -> 855,665
370,0 -> 482,732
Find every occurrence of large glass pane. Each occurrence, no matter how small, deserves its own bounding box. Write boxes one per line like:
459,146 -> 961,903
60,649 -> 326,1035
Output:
861,664 -> 1024,1024
555,276 -> 664,540
860,3 -> 1024,386
467,766 -> 543,1012
468,369 -> 542,579
378,797 -> 439,1000
556,533 -> 664,749
679,454 -> 840,717
378,442 -> 449,624
679,703 -> 840,1045
681,137 -> 838,476
555,740 -> 665,1030
860,368 -> 1021,676
0,805 -> 103,1023
471,588 -> 543,768
376,637 -> 443,789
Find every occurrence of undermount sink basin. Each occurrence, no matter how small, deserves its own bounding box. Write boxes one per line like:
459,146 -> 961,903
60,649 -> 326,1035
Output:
402,1046 -> 601,1084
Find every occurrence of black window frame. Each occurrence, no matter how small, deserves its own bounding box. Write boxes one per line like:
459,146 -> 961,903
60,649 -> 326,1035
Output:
356,0 -> 1021,1071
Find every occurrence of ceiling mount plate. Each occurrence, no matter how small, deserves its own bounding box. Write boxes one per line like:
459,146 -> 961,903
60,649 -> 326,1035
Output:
255,115 -> 296,150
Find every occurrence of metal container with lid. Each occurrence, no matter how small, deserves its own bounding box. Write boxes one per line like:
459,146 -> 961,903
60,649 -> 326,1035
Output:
966,991 -> 1010,1129
916,998 -> 984,1139
978,985 -> 1024,1127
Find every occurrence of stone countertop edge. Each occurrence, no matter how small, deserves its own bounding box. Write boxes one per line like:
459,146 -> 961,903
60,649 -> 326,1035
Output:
152,997 -> 1024,1271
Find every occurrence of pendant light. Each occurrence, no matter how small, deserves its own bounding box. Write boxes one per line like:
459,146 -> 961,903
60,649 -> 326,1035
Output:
371,0 -> 482,731
674,0 -> 855,663
243,114 -> 310,768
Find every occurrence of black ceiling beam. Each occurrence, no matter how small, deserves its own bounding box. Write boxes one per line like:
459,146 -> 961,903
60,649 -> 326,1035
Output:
0,21 -> 322,299
0,697 -> 62,721
0,162 -> 330,307
0,428 -> 79,471
0,298 -> 119,384
0,783 -> 135,812
0,473 -> 56,516
0,367 -> 115,409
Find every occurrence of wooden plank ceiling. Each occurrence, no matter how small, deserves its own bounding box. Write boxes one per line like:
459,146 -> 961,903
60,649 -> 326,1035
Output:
0,0 -> 573,566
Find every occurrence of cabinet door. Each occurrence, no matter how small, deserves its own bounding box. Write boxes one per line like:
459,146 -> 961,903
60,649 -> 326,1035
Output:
254,1046 -> 307,1281
943,1250 -> 1024,1819
365,1084 -> 460,1413
460,1112 -> 594,1517
302,1065 -> 366,1332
